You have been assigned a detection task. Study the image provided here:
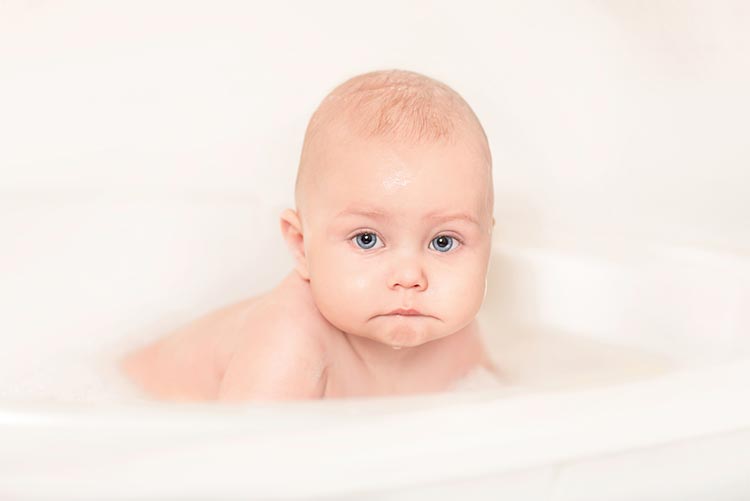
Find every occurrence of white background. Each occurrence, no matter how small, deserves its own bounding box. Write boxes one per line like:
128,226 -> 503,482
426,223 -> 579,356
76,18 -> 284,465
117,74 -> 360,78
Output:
2,1 -> 748,248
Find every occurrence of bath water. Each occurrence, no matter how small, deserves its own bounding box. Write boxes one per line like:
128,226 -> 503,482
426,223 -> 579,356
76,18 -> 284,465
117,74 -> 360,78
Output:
0,322 -> 670,404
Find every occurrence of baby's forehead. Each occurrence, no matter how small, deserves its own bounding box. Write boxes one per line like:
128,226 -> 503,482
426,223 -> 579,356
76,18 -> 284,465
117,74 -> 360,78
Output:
322,165 -> 490,221
311,128 -> 491,199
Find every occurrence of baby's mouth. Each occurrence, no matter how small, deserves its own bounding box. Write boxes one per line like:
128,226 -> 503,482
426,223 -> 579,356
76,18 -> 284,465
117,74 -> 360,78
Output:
369,309 -> 441,321
387,308 -> 424,316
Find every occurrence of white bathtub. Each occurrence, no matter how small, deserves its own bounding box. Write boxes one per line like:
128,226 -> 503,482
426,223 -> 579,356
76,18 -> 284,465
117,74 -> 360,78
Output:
1,197 -> 749,500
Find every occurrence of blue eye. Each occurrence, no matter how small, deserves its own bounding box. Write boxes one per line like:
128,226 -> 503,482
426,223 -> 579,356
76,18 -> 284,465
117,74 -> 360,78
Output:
354,232 -> 379,250
430,235 -> 456,252
353,233 -> 456,252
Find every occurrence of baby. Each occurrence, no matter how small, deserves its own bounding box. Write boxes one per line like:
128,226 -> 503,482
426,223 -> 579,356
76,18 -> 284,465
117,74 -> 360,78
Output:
119,69 -> 500,401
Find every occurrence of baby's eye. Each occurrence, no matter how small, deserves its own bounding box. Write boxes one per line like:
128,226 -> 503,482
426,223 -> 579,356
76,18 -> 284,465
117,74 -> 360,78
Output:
352,232 -> 382,250
430,235 -> 458,253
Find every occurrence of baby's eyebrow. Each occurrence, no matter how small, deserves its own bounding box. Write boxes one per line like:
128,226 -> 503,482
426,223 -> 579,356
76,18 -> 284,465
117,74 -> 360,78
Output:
334,208 -> 479,226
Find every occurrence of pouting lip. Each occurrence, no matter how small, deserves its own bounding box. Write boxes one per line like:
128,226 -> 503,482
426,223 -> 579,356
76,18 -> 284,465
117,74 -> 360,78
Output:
370,309 -> 440,321
385,308 -> 427,316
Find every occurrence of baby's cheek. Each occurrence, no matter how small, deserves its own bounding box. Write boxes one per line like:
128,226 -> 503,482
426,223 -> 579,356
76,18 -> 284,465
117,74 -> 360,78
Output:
438,267 -> 485,318
334,262 -> 381,311
311,254 -> 375,327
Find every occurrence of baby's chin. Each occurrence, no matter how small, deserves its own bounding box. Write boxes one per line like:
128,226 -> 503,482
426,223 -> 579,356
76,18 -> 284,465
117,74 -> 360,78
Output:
359,317 -> 451,348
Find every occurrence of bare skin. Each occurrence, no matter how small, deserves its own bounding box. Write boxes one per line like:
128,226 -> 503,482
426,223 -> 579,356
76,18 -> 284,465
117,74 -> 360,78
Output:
119,270 -> 496,401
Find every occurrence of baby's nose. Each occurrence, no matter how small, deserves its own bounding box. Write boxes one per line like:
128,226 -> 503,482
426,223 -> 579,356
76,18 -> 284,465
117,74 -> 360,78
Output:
387,258 -> 428,291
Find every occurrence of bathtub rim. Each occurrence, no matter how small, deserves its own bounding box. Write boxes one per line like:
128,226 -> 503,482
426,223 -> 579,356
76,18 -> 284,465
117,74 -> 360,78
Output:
1,357 -> 749,499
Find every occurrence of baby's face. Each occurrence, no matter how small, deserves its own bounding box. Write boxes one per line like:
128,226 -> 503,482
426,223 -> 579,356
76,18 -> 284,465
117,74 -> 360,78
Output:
300,127 -> 493,349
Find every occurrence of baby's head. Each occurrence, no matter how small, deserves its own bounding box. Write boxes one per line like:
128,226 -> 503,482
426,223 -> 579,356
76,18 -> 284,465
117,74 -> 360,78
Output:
281,69 -> 494,349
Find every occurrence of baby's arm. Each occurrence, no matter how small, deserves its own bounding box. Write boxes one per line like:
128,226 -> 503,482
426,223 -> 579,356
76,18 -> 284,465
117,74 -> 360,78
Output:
217,326 -> 329,401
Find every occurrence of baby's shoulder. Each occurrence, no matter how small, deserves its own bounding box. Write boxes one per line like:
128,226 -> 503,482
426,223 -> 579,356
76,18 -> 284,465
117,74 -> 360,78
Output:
262,271 -> 336,338
216,272 -> 335,400
119,271 -> 333,401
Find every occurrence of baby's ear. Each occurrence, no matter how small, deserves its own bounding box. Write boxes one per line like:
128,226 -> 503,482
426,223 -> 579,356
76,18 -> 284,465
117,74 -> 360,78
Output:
280,208 -> 310,281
